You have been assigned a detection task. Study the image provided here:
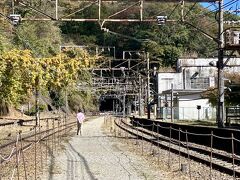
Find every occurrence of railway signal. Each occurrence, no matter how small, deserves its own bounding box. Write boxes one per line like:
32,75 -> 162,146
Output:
224,29 -> 240,50
9,14 -> 21,26
157,16 -> 167,25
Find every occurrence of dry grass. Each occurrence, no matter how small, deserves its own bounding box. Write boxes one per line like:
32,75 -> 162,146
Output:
0,109 -> 75,179
0,111 -> 70,145
173,120 -> 217,127
103,117 -> 233,180
0,114 -> 76,180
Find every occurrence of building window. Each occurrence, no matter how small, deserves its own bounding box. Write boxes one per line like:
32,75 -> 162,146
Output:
162,78 -> 174,90
190,77 -> 210,89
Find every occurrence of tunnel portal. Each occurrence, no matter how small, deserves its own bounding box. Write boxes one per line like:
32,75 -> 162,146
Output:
99,97 -> 122,112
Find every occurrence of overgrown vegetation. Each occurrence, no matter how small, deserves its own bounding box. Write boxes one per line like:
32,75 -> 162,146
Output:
0,49 -> 97,115
0,1 -> 239,114
202,72 -> 240,107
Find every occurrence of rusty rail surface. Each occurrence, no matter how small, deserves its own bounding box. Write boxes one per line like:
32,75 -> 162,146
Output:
0,115 -> 76,179
115,118 -> 240,178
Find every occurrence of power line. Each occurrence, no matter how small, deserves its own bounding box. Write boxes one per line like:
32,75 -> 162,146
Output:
183,2 -> 197,19
188,0 -> 239,23
168,3 -> 180,19
149,6 -> 174,19
180,0 -> 240,44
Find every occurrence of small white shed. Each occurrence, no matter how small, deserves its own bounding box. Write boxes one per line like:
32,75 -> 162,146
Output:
157,58 -> 240,120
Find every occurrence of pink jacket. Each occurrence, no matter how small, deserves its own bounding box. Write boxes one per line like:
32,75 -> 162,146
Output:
77,112 -> 85,123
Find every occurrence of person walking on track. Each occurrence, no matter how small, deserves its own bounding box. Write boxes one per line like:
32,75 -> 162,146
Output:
77,110 -> 85,135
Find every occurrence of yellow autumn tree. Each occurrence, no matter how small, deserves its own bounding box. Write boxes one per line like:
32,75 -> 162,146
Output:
0,48 -> 96,114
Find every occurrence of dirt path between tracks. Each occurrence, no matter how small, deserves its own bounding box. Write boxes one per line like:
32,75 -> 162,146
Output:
42,116 -> 184,180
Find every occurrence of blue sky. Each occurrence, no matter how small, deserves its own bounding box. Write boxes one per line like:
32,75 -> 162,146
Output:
201,0 -> 239,13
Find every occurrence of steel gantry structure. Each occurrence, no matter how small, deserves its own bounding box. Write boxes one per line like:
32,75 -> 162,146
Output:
59,45 -> 151,117
1,0 -> 216,24
76,46 -> 151,117
1,0 -> 239,126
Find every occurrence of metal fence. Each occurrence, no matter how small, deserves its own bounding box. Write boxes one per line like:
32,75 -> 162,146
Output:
161,107 -> 216,120
105,116 -> 239,179
0,116 -> 75,179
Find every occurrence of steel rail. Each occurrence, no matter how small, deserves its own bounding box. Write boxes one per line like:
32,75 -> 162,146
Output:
0,121 -> 75,164
0,118 -> 62,150
0,117 -> 69,149
0,117 -> 61,127
115,119 -> 240,177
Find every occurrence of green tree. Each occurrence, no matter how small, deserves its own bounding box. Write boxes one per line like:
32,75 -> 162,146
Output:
202,73 -> 240,107
0,49 -> 96,114
14,21 -> 62,57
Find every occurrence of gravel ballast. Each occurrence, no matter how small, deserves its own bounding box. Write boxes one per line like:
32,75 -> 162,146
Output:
42,116 -> 172,180
41,116 -> 235,180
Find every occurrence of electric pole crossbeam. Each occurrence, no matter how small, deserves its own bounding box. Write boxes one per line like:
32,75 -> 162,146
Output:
217,0 -> 225,128
2,0 -> 218,24
4,0 -> 234,126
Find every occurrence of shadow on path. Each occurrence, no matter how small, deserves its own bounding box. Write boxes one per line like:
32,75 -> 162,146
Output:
77,135 -> 136,140
68,142 -> 97,180
41,142 -> 55,180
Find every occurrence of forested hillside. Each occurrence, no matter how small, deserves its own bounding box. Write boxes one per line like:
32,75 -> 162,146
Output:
1,1 -> 239,65
0,1 -> 239,114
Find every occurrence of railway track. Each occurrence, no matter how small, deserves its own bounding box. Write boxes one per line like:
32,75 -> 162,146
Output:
0,117 -> 60,127
0,115 -> 98,179
0,117 -> 78,179
0,120 -> 75,163
115,118 -> 240,178
0,116 -> 95,164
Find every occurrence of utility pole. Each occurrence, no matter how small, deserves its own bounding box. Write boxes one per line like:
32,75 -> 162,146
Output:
123,85 -> 126,117
123,94 -> 126,117
171,83 -> 174,122
56,0 -> 58,20
134,95 -> 137,114
181,0 -> 185,21
113,99 -> 115,114
65,89 -> 68,114
11,0 -> 15,14
156,95 -> 161,119
155,68 -> 161,119
146,52 -> 150,119
35,76 -> 39,126
138,75 -> 142,117
98,0 -> 101,21
217,0 -> 225,128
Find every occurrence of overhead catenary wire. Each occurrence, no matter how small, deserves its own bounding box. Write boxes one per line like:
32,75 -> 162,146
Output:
183,2 -> 197,19
181,0 -> 240,38
168,3 -> 180,19
18,2 -> 55,20
0,7 -> 56,58
189,0 -> 239,21
180,3 -> 215,22
183,0 -> 239,32
102,28 -> 143,43
203,4 -> 240,30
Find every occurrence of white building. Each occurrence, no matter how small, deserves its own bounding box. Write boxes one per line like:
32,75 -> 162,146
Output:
157,57 -> 240,120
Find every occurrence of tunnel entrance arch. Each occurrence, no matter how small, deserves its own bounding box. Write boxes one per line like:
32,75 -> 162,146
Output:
99,95 -> 137,116
99,96 -> 122,113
